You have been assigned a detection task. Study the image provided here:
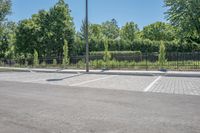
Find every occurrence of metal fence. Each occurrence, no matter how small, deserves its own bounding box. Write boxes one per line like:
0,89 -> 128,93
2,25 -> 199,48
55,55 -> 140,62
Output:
1,52 -> 200,71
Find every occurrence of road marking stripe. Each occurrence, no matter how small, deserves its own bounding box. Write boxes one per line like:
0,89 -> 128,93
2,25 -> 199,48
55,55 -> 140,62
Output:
70,75 -> 116,86
144,76 -> 162,92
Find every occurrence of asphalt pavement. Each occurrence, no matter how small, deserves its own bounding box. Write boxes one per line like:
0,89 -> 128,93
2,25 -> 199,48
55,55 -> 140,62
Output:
0,81 -> 200,133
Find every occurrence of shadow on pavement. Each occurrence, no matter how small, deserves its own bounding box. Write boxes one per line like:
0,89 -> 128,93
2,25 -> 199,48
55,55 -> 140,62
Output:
46,73 -> 84,82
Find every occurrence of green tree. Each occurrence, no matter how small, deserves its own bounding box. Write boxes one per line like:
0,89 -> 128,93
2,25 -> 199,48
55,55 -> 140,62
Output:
158,42 -> 166,69
32,10 -> 49,57
0,0 -> 11,22
78,20 -> 91,40
0,22 -> 16,58
78,20 -> 104,40
33,49 -> 39,67
16,0 -> 75,58
120,22 -> 139,41
62,40 -> 69,67
0,0 -> 12,58
102,19 -> 120,40
165,0 -> 200,44
90,24 -> 104,40
142,22 -> 177,41
16,19 -> 40,55
49,0 -> 75,57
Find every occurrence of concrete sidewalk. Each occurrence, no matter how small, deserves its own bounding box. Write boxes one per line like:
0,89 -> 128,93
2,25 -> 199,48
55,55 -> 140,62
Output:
0,67 -> 200,77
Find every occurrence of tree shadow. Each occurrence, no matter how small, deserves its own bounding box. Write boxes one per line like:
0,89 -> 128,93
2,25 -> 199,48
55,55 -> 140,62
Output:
46,73 -> 84,82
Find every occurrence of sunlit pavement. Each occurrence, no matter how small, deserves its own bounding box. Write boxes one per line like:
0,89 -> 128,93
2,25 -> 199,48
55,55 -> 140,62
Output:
0,72 -> 200,96
0,72 -> 200,133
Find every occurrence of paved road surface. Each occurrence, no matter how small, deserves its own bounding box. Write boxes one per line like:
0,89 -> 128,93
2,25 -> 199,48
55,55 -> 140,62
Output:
0,81 -> 200,133
0,72 -> 200,96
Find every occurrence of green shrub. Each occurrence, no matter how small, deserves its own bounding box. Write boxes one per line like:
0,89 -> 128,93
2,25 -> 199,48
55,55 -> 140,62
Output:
14,63 -> 20,67
0,61 -> 4,66
24,60 -> 28,67
40,61 -> 46,68
53,59 -> 57,66
159,42 -> 167,69
77,60 -> 85,68
90,51 -> 141,57
90,51 -> 142,62
33,49 -> 39,67
103,40 -> 111,68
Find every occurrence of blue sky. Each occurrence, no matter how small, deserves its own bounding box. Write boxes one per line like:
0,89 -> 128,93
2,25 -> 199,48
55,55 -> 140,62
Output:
8,0 -> 167,31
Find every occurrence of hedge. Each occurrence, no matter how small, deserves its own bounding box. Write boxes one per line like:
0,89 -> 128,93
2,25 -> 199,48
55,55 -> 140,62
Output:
72,38 -> 200,56
90,51 -> 142,61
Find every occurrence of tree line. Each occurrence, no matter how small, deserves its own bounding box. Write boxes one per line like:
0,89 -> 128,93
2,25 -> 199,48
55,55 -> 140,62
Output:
0,0 -> 200,62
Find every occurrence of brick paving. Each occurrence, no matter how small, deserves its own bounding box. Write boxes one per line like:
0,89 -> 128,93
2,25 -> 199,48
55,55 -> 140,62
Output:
149,77 -> 200,96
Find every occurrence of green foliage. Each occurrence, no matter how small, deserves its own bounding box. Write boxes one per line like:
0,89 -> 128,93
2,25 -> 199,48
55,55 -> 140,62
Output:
16,18 -> 42,55
0,0 -> 11,22
142,22 -> 177,41
0,60 -> 4,66
165,0 -> 200,44
90,24 -> 104,40
33,49 -> 39,67
101,19 -> 120,40
62,40 -> 69,67
1,0 -> 199,66
24,60 -> 28,67
120,22 -> 139,41
0,22 -> 16,58
77,60 -> 85,68
78,20 -> 87,40
90,60 -> 148,70
103,40 -> 111,63
91,51 -> 142,59
159,42 -> 166,69
40,61 -> 46,68
49,0 -> 75,56
53,59 -> 57,66
16,0 -> 75,57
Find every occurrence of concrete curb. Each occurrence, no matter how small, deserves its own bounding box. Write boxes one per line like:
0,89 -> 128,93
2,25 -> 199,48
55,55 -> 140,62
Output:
0,67 -> 200,77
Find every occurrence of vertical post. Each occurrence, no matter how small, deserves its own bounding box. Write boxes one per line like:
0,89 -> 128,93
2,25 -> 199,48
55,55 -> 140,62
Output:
85,0 -> 89,72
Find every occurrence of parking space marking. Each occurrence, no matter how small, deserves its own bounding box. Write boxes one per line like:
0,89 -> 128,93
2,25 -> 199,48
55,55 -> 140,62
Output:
144,76 -> 162,92
70,75 -> 116,87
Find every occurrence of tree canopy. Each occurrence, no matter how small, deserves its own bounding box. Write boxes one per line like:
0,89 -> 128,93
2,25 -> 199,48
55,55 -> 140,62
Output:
165,0 -> 200,44
1,0 -> 200,62
16,0 -> 75,58
141,22 -> 177,41
120,22 -> 139,41
0,0 -> 12,58
101,19 -> 120,40
0,0 -> 11,23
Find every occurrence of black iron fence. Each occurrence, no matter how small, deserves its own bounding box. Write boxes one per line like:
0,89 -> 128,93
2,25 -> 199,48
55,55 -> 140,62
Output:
1,52 -> 200,71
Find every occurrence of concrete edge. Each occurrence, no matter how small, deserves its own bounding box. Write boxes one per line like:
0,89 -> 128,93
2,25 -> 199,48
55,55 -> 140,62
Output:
165,73 -> 200,78
0,67 -> 200,77
0,67 -> 30,72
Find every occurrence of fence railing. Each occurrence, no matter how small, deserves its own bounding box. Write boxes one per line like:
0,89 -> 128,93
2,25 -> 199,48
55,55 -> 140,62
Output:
1,52 -> 200,71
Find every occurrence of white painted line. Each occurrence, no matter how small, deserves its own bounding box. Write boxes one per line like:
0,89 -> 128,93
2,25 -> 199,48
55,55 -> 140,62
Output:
70,75 -> 116,87
144,76 -> 162,92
